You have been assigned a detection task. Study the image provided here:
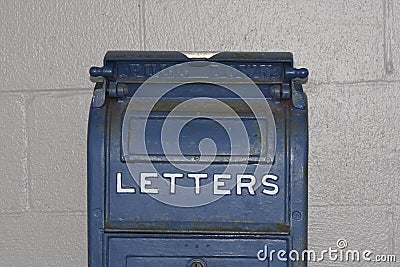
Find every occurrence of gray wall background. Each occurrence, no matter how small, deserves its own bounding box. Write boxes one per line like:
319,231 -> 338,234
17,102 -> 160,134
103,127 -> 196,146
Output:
0,0 -> 399,266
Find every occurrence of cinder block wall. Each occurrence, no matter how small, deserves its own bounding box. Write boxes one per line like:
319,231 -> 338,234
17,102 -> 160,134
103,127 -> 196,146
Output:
0,0 -> 399,266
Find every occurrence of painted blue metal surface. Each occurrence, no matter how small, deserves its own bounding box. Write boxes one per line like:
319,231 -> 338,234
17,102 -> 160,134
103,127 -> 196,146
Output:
88,51 -> 309,266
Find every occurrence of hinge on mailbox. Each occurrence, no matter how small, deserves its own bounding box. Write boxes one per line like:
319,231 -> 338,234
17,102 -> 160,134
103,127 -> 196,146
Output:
90,65 -> 128,99
108,82 -> 128,98
270,66 -> 308,109
270,83 -> 291,102
90,81 -> 128,108
285,67 -> 308,110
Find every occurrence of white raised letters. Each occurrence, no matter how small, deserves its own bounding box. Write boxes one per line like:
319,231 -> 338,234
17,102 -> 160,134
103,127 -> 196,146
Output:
236,174 -> 256,195
188,173 -> 208,194
162,173 -> 183,194
262,174 -> 279,195
116,172 -> 280,196
213,174 -> 232,195
116,172 -> 136,193
140,172 -> 159,194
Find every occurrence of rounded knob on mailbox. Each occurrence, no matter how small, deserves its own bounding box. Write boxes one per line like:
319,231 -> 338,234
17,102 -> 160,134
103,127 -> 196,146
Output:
284,66 -> 309,80
89,64 -> 114,78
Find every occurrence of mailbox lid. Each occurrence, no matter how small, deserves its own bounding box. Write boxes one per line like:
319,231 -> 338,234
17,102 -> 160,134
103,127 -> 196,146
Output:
106,95 -> 291,234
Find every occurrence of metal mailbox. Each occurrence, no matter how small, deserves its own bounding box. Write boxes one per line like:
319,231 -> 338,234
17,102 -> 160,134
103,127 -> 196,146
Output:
88,51 -> 309,266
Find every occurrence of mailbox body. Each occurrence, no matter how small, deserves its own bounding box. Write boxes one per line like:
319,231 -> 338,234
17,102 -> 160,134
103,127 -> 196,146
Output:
88,52 -> 308,266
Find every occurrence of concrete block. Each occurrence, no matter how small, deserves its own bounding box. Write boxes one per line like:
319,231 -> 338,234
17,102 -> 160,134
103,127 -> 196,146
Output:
0,0 -> 140,91
343,82 -> 400,203
0,94 -> 27,212
346,82 -> 400,151
307,82 -> 400,206
351,147 -> 399,206
309,205 -> 394,266
307,84 -> 360,206
28,91 -> 91,211
145,0 -> 385,83
0,212 -> 86,266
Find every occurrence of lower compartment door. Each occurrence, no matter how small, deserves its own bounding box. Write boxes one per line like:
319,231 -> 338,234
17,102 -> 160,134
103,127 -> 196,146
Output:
107,236 -> 289,267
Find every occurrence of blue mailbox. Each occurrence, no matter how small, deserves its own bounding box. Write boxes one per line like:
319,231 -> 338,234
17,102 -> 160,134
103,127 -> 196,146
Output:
88,51 -> 309,266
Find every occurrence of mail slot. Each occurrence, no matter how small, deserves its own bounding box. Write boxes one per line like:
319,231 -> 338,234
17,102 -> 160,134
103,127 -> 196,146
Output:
88,51 -> 309,266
